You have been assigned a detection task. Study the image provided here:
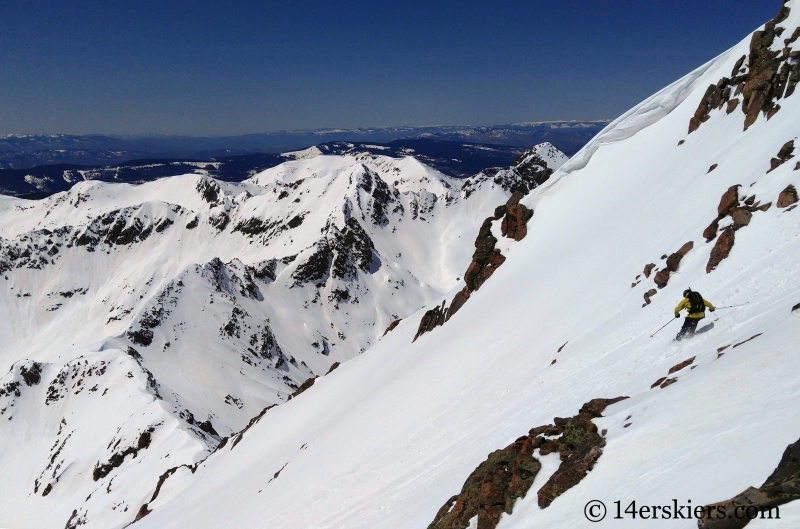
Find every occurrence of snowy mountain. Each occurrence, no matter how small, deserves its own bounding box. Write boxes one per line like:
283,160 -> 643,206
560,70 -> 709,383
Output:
90,2 -> 800,529
0,143 -> 566,528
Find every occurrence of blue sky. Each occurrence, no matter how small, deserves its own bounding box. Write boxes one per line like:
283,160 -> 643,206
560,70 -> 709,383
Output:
0,0 -> 780,136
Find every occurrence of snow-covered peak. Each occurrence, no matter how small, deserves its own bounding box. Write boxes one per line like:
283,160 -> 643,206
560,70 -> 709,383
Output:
515,142 -> 569,171
0,147 -> 543,528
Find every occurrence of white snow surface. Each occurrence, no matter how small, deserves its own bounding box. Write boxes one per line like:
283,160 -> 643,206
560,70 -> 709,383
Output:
0,148 -> 546,528
128,6 -> 800,529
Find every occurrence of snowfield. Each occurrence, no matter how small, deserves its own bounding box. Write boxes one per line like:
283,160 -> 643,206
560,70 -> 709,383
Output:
121,2 -> 800,529
0,145 -> 565,528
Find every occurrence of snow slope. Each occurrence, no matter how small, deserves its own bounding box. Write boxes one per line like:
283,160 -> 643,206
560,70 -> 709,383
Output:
0,146 -> 566,529
133,3 -> 800,529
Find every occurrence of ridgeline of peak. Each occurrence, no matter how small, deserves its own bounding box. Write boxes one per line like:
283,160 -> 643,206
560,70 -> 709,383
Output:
0,143 -> 567,528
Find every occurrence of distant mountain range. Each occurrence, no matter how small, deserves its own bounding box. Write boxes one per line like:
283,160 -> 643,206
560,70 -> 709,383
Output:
0,138 -> 547,199
0,121 -> 609,171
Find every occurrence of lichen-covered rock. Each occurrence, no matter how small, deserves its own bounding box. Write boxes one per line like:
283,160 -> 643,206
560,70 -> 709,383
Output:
537,418 -> 605,508
427,437 -> 542,529
698,436 -> 800,529
707,227 -> 735,273
428,396 -> 627,529
689,1 -> 799,133
777,184 -> 799,208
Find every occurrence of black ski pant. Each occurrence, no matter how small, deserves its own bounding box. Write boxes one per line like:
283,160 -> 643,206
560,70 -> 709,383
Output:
675,317 -> 701,341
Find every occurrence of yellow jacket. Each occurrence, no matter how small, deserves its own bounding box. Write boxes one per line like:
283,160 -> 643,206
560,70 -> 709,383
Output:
674,296 -> 715,319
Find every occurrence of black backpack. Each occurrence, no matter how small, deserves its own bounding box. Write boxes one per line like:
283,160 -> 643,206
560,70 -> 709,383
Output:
688,291 -> 705,313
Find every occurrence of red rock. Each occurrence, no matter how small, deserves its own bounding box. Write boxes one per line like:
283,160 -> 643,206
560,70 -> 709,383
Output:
413,301 -> 448,341
677,241 -> 694,256
578,397 -> 628,418
643,263 -> 656,278
665,242 -> 693,272
668,356 -> 696,374
643,288 -> 657,305
703,218 -> 720,240
445,287 -> 471,322
706,227 -> 735,273
717,185 -> 741,216
726,99 -> 739,114
653,269 -> 671,288
777,184 -> 799,208
651,377 -> 667,389
758,202 -> 773,211
382,319 -> 401,336
501,203 -> 533,241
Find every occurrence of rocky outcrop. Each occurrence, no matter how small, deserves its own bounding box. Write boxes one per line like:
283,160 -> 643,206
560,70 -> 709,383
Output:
777,184 -> 798,208
415,189 -> 535,341
707,227 -> 735,273
511,146 -> 557,189
703,218 -> 720,241
718,185 -> 741,216
688,1 -> 799,133
501,191 -> 534,241
414,301 -> 448,342
768,140 -> 795,172
669,356 -> 696,374
382,319 -> 402,336
654,241 -> 693,288
731,207 -> 752,228
286,376 -> 316,400
427,437 -> 542,529
698,436 -> 800,529
428,397 -> 627,529
464,218 -> 507,292
446,287 -> 471,321
643,288 -> 658,306
703,184 -> 770,270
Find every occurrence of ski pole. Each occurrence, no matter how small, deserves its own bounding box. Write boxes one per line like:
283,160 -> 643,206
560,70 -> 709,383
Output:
650,318 -> 677,338
714,303 -> 748,309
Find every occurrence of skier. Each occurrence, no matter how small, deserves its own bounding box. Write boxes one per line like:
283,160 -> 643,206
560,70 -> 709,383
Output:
674,288 -> 715,341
